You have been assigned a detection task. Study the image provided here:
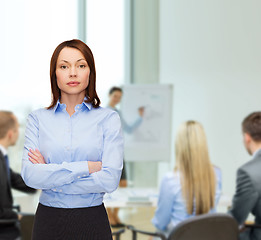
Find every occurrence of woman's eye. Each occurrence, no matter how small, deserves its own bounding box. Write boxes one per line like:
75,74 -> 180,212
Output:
61,65 -> 68,69
79,64 -> 86,68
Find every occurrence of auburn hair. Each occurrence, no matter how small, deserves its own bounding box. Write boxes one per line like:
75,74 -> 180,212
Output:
175,121 -> 216,215
47,39 -> 100,109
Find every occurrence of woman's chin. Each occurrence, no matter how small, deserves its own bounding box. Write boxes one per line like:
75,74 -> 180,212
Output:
61,89 -> 86,96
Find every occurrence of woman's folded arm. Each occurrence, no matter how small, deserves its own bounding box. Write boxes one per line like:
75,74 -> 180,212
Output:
21,112 -> 90,190
52,112 -> 124,194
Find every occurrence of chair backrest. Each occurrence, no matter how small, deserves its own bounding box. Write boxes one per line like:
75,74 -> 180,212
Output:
168,213 -> 238,240
0,219 -> 18,225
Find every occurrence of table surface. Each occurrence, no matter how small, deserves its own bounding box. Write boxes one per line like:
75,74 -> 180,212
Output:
13,187 -> 233,213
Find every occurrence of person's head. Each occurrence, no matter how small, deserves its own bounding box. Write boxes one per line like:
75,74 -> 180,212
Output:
242,112 -> 261,155
0,111 -> 19,148
175,120 -> 216,215
47,39 -> 100,109
108,87 -> 123,107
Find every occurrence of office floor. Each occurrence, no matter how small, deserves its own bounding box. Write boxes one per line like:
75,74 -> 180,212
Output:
111,207 -> 156,240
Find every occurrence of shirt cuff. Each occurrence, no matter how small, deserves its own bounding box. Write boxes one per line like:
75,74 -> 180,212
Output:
51,161 -> 89,193
70,161 -> 89,180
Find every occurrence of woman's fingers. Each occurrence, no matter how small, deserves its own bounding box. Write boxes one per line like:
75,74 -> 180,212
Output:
28,149 -> 46,164
35,149 -> 41,154
29,157 -> 39,164
88,161 -> 102,174
33,149 -> 45,163
30,149 -> 41,157
28,151 -> 40,162
35,149 -> 42,157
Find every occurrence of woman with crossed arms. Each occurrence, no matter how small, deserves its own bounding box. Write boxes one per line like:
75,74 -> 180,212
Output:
21,39 -> 123,240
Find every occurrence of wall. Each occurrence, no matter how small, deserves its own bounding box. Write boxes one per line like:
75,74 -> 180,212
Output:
160,0 -> 261,196
132,0 -> 159,84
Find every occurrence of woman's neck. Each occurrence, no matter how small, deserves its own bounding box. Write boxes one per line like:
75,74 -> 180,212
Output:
60,92 -> 85,116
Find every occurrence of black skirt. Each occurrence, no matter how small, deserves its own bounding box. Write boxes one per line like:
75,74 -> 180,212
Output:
32,203 -> 112,240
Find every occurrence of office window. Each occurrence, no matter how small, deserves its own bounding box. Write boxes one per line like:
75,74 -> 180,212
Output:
86,0 -> 125,106
1,0 -> 78,170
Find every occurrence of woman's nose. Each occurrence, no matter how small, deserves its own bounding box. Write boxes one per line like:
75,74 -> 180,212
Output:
69,67 -> 77,77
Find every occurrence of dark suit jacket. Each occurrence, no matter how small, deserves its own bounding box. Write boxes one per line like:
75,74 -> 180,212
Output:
0,151 -> 36,220
230,150 -> 261,240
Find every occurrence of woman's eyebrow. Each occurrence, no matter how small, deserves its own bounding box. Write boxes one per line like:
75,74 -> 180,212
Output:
77,58 -> 86,62
59,59 -> 86,63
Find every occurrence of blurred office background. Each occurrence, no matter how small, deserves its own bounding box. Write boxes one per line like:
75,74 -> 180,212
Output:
1,0 -> 261,201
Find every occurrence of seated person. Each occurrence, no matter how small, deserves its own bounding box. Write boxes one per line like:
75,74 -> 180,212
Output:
0,111 -> 36,240
229,112 -> 261,240
152,120 -> 222,237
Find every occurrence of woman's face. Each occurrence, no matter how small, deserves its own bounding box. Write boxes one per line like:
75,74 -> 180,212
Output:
56,47 -> 90,98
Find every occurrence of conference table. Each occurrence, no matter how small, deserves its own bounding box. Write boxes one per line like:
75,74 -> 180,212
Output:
13,187 -> 233,213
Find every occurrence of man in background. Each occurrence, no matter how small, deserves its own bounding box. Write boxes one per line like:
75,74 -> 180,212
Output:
0,111 -> 36,240
107,87 -> 144,227
230,112 -> 261,240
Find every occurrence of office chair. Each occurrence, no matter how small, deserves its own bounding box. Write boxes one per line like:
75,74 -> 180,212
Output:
127,225 -> 167,240
127,213 -> 239,240
239,222 -> 261,238
0,218 -> 20,240
0,211 -> 34,240
0,205 -> 21,225
112,228 -> 125,240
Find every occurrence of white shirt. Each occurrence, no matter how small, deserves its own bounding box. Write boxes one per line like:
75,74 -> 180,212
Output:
0,144 -> 7,156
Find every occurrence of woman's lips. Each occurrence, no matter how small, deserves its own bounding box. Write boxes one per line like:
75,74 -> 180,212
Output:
67,81 -> 80,87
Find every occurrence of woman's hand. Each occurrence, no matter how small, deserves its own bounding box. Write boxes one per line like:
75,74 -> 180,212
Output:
28,149 -> 46,164
88,161 -> 102,174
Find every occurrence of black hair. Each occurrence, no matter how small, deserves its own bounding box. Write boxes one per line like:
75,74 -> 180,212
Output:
109,86 -> 123,95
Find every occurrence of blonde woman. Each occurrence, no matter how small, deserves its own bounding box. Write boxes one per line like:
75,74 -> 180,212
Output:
152,121 -> 222,236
